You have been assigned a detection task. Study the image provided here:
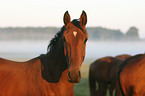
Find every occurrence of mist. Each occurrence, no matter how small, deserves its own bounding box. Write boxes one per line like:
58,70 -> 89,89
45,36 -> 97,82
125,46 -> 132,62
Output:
0,40 -> 144,64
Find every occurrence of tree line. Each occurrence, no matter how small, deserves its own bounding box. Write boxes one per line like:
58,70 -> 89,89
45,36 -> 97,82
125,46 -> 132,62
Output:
0,26 -> 140,41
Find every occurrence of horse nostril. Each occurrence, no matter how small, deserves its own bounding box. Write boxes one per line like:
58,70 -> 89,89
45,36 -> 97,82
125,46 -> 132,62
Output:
78,71 -> 81,77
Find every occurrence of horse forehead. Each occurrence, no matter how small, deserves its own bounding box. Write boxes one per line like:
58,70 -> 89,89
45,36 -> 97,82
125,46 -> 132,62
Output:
73,31 -> 77,37
65,29 -> 83,38
64,25 -> 87,39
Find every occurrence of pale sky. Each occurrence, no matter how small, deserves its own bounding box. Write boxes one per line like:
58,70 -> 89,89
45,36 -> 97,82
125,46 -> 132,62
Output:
0,0 -> 145,38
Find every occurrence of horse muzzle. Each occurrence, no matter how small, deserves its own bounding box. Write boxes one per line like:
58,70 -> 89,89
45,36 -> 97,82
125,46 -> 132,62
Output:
68,70 -> 81,83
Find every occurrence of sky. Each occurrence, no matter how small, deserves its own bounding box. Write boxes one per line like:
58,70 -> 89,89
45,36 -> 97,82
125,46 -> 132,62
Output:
0,0 -> 145,38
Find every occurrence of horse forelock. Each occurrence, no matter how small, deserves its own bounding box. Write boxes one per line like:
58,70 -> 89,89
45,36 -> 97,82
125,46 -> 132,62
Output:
71,19 -> 87,34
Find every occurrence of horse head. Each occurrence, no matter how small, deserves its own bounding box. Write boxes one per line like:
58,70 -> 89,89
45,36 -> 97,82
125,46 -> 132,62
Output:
63,11 -> 88,83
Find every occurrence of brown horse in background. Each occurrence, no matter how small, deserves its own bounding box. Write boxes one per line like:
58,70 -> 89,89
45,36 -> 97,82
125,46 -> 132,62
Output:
89,56 -> 118,96
109,54 -> 131,96
0,11 -> 88,96
119,54 -> 145,96
89,54 -> 130,96
116,54 -> 131,61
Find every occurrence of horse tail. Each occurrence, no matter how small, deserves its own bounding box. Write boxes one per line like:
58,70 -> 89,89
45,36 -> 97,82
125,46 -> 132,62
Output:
118,69 -> 125,96
89,65 -> 97,96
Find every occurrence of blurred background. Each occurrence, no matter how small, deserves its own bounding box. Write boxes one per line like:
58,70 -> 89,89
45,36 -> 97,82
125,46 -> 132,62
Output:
0,0 -> 145,95
0,0 -> 145,62
0,27 -> 145,62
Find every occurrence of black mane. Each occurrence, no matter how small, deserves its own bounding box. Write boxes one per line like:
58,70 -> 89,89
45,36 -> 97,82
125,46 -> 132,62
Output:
47,26 -> 65,51
47,19 -> 85,51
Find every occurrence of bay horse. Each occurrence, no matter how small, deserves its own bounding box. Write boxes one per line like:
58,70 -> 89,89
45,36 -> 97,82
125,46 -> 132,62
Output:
119,54 -> 145,96
0,11 -> 88,96
109,54 -> 131,96
116,54 -> 131,61
89,56 -> 117,96
89,55 -> 130,96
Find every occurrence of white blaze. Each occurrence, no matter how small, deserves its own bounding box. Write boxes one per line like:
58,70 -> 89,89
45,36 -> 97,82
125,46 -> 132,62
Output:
73,31 -> 77,37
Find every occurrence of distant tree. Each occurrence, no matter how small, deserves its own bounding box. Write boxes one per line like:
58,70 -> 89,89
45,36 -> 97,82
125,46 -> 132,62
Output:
87,27 -> 124,41
0,27 -> 141,41
124,27 -> 140,40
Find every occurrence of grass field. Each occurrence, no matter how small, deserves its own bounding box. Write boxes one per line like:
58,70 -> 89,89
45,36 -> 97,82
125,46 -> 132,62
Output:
74,64 -> 90,96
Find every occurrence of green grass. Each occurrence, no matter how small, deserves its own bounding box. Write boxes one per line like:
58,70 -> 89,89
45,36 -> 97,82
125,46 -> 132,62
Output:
74,78 -> 89,96
74,64 -> 90,96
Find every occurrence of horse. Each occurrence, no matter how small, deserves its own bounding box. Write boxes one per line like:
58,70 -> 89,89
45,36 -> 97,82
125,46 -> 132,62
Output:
109,54 -> 131,96
0,11 -> 88,96
119,54 -> 145,96
89,56 -> 116,96
116,54 -> 131,61
89,55 -> 130,96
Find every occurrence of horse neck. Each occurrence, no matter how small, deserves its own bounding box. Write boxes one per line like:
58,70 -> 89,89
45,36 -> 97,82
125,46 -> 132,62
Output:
40,38 -> 68,83
48,38 -> 67,70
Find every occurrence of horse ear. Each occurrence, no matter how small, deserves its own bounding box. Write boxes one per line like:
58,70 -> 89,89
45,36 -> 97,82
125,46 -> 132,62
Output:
80,10 -> 87,26
63,11 -> 71,26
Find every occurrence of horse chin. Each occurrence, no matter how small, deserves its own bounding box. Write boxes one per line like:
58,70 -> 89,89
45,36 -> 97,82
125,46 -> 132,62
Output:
68,77 -> 81,83
68,79 -> 80,83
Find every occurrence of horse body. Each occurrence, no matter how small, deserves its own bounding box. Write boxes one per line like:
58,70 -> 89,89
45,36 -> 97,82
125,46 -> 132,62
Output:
109,54 -> 131,96
108,58 -> 123,96
116,54 -> 131,61
89,55 -> 131,96
119,54 -> 145,96
89,56 -> 115,96
113,54 -> 131,96
0,58 -> 74,96
0,11 -> 88,96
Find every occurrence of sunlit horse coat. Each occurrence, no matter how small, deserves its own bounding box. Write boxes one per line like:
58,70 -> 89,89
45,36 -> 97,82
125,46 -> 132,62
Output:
119,54 -> 145,96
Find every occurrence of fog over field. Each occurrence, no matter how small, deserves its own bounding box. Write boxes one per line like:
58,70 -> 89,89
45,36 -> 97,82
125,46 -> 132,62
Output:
0,40 -> 144,64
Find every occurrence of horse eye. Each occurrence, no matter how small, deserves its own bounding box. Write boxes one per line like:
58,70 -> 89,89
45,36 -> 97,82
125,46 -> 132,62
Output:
84,38 -> 88,43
